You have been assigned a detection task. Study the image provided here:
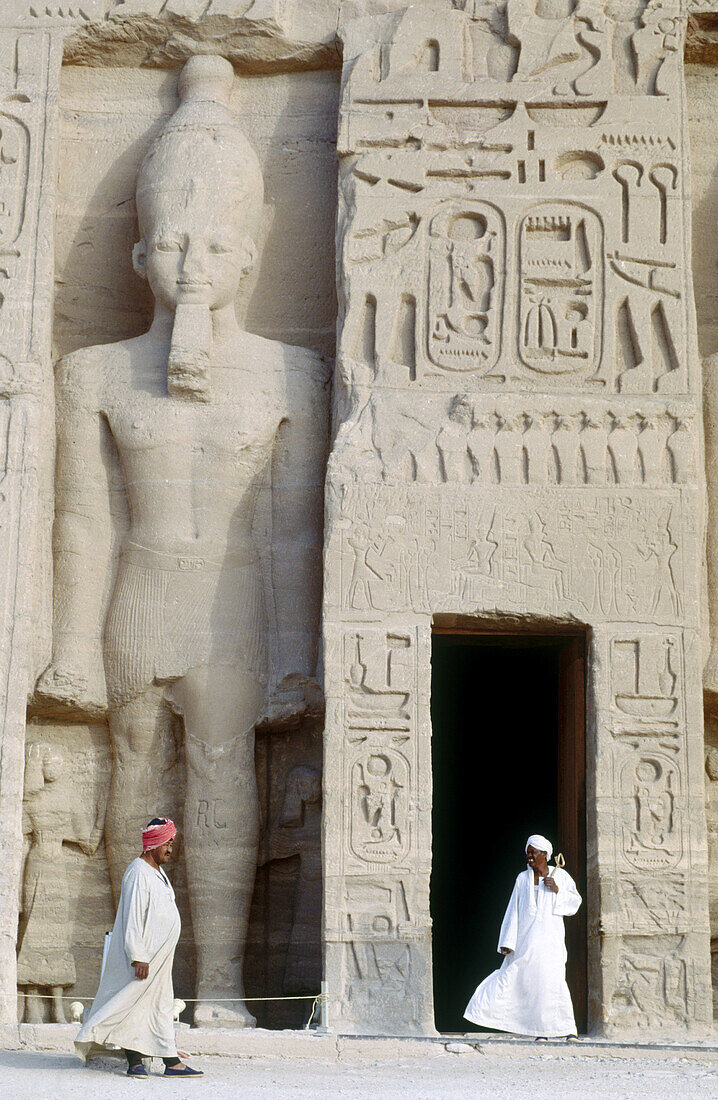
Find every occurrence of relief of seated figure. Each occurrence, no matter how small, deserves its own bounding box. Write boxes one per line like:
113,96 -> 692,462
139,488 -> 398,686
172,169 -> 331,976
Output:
37,54 -> 328,1028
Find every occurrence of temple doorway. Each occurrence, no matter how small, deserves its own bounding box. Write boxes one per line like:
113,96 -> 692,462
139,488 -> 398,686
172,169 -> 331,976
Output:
430,629 -> 587,1035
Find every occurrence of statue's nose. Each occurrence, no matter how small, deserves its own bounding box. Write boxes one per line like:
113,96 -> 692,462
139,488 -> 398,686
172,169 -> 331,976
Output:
181,241 -> 209,281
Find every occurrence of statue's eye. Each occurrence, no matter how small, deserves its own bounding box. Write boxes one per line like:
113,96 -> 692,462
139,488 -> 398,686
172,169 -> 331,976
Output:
155,239 -> 182,252
208,242 -> 232,254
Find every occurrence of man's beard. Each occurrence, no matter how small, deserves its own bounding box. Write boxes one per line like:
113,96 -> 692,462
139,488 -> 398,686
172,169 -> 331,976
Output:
167,302 -> 212,402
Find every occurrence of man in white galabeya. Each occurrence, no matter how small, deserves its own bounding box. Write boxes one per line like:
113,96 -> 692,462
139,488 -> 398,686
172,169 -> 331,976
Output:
464,833 -> 582,1039
76,817 -> 203,1078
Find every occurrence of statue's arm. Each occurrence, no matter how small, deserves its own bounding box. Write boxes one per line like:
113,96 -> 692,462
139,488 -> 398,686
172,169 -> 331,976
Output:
36,352 -> 117,714
269,352 -> 329,719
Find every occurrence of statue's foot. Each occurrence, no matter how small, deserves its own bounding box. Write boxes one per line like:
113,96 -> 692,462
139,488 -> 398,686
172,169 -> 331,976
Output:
193,1000 -> 256,1029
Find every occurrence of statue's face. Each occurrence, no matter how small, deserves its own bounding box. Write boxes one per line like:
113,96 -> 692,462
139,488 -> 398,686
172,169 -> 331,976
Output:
135,136 -> 262,313
137,186 -> 255,312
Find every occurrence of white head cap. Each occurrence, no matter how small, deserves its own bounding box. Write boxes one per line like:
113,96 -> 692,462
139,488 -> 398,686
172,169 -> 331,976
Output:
526,833 -> 553,860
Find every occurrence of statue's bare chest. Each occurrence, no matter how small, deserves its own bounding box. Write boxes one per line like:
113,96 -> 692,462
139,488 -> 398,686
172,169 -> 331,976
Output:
105,373 -> 282,475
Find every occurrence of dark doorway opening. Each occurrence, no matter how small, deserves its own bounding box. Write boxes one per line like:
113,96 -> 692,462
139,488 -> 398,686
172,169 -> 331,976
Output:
430,630 -> 587,1035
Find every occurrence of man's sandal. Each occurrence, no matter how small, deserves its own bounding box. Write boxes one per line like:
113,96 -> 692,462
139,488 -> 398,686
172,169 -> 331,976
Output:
126,1064 -> 148,1078
163,1065 -> 204,1077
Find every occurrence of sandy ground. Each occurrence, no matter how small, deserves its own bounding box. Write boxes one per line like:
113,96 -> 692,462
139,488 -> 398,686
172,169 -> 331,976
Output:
0,1048 -> 717,1099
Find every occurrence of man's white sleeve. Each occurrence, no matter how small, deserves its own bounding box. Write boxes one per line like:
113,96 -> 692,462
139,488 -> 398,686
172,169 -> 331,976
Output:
497,877 -> 521,953
122,869 -> 150,963
552,868 -> 582,917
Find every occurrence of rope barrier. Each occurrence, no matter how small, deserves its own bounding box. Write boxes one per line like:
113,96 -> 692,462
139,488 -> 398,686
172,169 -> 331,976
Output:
12,989 -> 329,1027
13,992 -> 323,1003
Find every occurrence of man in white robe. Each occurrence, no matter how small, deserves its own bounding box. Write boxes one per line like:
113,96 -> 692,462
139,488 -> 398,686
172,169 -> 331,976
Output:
76,817 -> 203,1078
464,833 -> 582,1039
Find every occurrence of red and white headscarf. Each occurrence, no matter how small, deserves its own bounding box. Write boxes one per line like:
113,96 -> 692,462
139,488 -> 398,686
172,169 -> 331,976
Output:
142,817 -> 176,852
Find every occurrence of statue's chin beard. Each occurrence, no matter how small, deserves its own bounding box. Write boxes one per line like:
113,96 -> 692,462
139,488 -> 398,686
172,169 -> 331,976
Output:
167,302 -> 212,402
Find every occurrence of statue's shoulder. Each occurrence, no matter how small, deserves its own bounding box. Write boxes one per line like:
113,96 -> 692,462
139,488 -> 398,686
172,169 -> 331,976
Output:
239,330 -> 329,413
56,338 -> 137,401
273,339 -> 330,406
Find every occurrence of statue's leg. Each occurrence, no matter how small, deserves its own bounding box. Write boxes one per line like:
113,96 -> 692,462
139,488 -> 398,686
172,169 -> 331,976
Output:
51,986 -> 67,1023
25,986 -> 44,1024
168,665 -> 264,1028
106,688 -> 170,903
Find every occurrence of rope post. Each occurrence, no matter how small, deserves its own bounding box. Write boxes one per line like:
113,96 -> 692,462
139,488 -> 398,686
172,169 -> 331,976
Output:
319,980 -> 328,1033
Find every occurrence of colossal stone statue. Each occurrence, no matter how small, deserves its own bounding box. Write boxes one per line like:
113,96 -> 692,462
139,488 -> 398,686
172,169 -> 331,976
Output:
37,54 -> 327,1027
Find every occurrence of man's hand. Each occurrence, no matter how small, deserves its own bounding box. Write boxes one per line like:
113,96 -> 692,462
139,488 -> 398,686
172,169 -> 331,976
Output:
500,947 -> 513,956
132,961 -> 149,980
543,875 -> 559,894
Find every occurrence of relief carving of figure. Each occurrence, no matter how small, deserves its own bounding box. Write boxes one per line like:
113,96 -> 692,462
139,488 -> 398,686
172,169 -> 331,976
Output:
259,765 -> 322,995
506,0 -> 605,92
37,56 -> 327,1027
437,395 -> 473,483
17,743 -> 104,1023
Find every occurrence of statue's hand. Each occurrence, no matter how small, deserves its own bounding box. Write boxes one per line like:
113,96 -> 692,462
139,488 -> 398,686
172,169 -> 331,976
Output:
260,673 -> 324,731
35,659 -> 107,718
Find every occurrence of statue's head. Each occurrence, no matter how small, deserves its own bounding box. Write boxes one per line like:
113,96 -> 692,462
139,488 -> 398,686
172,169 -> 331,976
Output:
133,55 -> 264,313
448,394 -> 473,430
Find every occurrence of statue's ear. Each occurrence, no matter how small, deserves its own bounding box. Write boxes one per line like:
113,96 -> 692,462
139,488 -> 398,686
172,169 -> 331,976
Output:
132,239 -> 148,281
239,236 -> 257,277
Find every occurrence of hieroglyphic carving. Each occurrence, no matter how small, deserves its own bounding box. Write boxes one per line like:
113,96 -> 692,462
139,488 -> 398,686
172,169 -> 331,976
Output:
340,876 -> 417,1026
611,939 -> 696,1028
335,486 -> 691,624
324,618 -> 431,1033
337,0 -> 693,395
621,753 -> 681,870
365,395 -> 696,487
344,630 -> 414,735
350,749 -> 410,864
518,204 -> 602,376
612,635 -> 681,726
328,0 -> 710,1039
427,201 -> 504,373
342,629 -> 417,871
619,874 -> 689,933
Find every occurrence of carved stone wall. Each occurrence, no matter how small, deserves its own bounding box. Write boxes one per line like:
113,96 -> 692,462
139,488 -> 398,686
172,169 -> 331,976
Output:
688,52 -> 718,1023
0,0 -> 718,1041
0,14 -> 63,1025
323,0 -> 713,1035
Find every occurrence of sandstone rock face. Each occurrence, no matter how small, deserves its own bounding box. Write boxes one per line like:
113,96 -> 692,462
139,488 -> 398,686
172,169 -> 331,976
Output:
323,0 -> 712,1036
0,0 -> 716,1038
